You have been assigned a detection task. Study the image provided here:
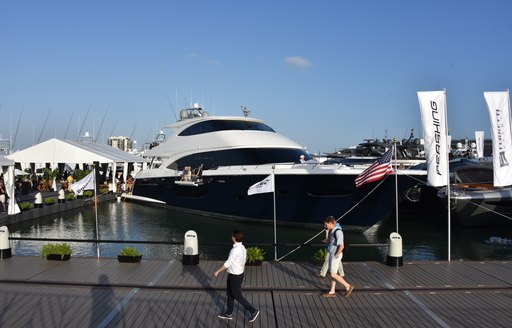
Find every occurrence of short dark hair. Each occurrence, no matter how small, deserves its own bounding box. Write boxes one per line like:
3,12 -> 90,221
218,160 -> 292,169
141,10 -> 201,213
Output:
323,216 -> 336,224
232,230 -> 244,242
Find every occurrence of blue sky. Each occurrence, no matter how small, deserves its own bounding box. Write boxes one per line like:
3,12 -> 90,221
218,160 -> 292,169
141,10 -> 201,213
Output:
2,1 -> 512,154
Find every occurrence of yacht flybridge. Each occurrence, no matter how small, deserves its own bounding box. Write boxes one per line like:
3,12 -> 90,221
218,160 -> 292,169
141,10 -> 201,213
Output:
125,104 -> 427,231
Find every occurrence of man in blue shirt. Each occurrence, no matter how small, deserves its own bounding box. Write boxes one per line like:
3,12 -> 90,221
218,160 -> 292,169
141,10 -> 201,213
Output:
322,216 -> 354,298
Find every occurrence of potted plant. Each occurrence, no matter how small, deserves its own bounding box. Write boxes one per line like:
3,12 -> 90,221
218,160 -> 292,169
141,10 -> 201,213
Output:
66,192 -> 75,201
312,248 -> 328,266
44,168 -> 60,191
246,246 -> 265,266
19,202 -> 34,211
44,197 -> 56,205
118,246 -> 142,263
83,190 -> 94,198
40,243 -> 72,260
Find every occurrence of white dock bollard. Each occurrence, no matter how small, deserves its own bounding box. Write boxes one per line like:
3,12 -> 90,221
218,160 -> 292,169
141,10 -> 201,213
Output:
58,189 -> 66,203
386,232 -> 403,267
0,226 -> 12,259
183,230 -> 199,265
35,192 -> 43,208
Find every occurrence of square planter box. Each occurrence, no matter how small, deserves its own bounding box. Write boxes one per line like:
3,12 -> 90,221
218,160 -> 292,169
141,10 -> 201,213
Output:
118,255 -> 142,263
46,254 -> 71,261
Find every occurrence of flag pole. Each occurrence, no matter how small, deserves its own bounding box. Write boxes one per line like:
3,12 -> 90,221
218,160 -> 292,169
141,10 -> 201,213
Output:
393,140 -> 399,233
94,166 -> 100,258
272,168 -> 277,261
444,89 -> 451,262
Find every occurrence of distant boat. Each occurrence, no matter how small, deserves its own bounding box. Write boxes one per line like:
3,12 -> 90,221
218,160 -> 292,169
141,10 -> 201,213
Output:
125,104 -> 428,231
484,236 -> 512,247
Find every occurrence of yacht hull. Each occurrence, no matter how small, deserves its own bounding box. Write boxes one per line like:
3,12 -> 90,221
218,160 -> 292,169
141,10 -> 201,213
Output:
449,188 -> 512,227
129,170 -> 422,231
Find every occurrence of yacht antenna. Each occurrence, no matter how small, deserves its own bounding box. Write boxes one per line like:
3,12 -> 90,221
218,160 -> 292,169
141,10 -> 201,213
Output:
109,117 -> 119,138
37,109 -> 51,143
95,105 -> 109,143
12,107 -> 23,149
129,123 -> 137,140
63,112 -> 74,140
166,95 -> 178,120
77,103 -> 92,141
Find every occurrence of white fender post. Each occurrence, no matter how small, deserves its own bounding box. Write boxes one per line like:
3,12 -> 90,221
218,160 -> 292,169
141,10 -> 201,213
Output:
34,192 -> 43,208
183,230 -> 199,265
0,226 -> 12,259
58,189 -> 66,203
386,232 -> 403,267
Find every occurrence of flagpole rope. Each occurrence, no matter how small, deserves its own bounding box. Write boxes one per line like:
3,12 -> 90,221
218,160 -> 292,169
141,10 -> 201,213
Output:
276,176 -> 389,261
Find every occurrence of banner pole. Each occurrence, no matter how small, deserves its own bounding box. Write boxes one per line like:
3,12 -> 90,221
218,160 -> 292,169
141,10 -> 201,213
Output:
444,89 -> 451,262
94,166 -> 100,259
393,141 -> 399,233
272,169 -> 277,261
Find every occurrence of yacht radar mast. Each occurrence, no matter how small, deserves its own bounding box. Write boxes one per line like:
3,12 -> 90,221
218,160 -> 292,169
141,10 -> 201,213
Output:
241,106 -> 251,117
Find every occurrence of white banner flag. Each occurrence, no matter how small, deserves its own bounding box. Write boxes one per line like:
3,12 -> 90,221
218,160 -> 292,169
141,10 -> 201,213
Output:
475,131 -> 484,158
418,90 -> 449,187
247,175 -> 274,195
5,166 -> 20,215
70,171 -> 95,195
484,91 -> 512,186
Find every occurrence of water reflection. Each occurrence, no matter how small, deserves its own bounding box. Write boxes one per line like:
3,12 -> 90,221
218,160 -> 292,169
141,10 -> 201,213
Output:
7,202 -> 512,262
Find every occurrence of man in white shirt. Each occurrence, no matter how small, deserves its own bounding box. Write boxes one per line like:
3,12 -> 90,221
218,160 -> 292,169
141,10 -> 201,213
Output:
214,230 -> 260,323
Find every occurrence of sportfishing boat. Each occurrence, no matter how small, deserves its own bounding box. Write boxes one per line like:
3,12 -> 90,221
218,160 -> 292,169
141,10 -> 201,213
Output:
125,104 -> 428,231
437,163 -> 512,227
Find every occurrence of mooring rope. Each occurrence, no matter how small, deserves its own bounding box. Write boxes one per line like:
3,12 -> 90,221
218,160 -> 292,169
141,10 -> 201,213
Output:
276,176 -> 389,261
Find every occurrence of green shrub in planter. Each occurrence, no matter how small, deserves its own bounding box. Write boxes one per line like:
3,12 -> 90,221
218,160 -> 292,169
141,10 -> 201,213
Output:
40,243 -> 72,260
19,202 -> 34,211
118,246 -> 142,262
66,192 -> 75,201
44,197 -> 56,205
118,246 -> 141,257
83,190 -> 94,198
312,248 -> 328,262
100,187 -> 108,194
246,246 -> 265,264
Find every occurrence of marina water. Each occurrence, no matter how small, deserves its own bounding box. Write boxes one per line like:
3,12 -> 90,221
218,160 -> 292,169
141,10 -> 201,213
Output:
7,201 -> 512,262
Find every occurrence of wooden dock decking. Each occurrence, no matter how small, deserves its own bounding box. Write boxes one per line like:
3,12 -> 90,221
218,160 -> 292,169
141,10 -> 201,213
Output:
1,257 -> 511,327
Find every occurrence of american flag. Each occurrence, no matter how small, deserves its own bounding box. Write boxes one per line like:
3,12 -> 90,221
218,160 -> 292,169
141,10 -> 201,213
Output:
354,147 -> 394,188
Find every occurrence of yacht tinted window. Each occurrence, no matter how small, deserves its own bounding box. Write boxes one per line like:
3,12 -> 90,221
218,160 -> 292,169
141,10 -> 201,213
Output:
179,120 -> 275,136
166,148 -> 308,170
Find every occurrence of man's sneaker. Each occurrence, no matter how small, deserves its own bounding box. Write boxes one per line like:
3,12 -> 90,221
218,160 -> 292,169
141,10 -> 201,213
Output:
249,310 -> 260,323
217,313 -> 232,320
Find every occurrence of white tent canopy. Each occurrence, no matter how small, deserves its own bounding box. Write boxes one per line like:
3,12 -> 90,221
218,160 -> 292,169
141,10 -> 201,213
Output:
6,138 -> 149,182
7,138 -> 149,166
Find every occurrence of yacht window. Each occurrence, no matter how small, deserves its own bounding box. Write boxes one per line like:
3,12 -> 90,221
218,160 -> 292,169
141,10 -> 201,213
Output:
179,120 -> 275,136
166,148 -> 309,170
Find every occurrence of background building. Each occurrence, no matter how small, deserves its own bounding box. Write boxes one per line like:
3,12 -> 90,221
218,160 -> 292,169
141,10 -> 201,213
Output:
108,136 -> 133,152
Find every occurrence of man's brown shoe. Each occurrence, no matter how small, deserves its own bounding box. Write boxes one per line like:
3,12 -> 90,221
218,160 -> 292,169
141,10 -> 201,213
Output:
322,293 -> 336,298
344,285 -> 354,298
